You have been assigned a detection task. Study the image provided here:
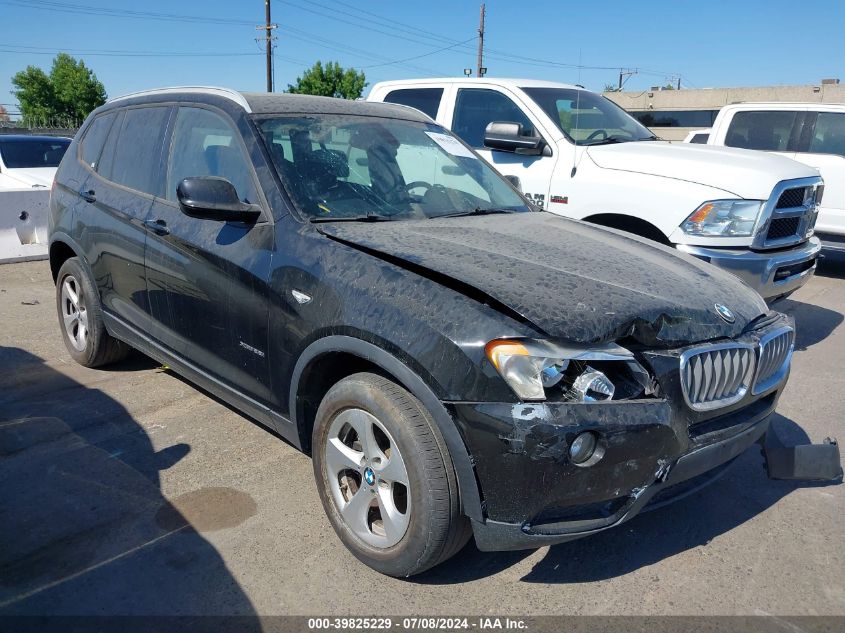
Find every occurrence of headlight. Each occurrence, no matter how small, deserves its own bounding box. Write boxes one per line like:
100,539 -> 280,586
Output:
485,339 -> 652,402
681,200 -> 763,237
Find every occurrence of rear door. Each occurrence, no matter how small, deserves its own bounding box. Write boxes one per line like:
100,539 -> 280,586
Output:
75,105 -> 170,331
144,104 -> 274,405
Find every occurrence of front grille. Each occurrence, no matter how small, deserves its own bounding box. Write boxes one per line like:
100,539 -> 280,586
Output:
680,344 -> 755,411
752,328 -> 794,395
767,216 -> 801,240
775,187 -> 807,209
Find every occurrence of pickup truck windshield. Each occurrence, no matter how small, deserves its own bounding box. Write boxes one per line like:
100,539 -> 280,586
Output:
522,87 -> 656,146
256,115 -> 529,221
0,138 -> 70,169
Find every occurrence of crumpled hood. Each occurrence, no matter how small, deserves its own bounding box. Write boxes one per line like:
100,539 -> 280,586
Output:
318,213 -> 768,347
586,141 -> 819,199
0,167 -> 54,189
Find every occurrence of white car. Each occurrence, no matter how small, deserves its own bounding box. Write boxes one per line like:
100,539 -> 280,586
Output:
368,78 -> 823,300
0,135 -> 71,190
698,103 -> 845,252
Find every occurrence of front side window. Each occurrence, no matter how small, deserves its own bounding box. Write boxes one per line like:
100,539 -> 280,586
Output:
807,112 -> 845,156
109,106 -> 170,195
452,89 -> 534,148
383,88 -> 443,120
724,110 -> 800,151
166,107 -> 258,203
256,114 -> 529,221
0,137 -> 70,169
522,87 -> 655,145
80,113 -> 116,171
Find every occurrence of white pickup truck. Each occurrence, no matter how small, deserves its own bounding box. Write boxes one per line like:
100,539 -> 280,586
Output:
689,102 -> 845,253
368,78 -> 824,300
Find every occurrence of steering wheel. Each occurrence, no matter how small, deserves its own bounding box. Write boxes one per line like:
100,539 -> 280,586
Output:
586,129 -> 608,141
404,181 -> 432,194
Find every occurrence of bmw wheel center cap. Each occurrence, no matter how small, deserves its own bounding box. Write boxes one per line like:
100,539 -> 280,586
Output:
364,467 -> 376,486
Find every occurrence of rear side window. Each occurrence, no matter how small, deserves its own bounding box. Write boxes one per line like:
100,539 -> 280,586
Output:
383,88 -> 443,120
690,133 -> 709,144
108,106 -> 170,196
807,112 -> 845,156
725,110 -> 800,151
166,107 -> 258,204
452,88 -> 534,148
79,113 -> 116,171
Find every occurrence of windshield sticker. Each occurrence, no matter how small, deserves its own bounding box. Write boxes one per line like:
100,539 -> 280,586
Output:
424,132 -> 478,159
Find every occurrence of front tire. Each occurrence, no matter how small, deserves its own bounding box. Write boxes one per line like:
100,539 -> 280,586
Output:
312,372 -> 471,577
55,257 -> 129,367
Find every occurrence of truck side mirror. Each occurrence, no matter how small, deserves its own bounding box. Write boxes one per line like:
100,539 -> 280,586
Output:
484,122 -> 548,156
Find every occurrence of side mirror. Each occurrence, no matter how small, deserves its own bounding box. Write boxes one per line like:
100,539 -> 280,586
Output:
176,177 -> 261,223
503,174 -> 522,192
484,122 -> 548,156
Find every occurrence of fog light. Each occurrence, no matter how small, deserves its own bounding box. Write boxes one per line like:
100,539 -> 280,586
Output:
569,431 -> 598,465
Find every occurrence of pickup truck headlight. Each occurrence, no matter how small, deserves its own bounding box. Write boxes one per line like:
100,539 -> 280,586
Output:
485,339 -> 652,402
681,200 -> 763,237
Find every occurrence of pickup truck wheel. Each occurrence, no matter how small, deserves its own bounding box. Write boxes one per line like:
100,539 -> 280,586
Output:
312,372 -> 471,577
55,257 -> 129,368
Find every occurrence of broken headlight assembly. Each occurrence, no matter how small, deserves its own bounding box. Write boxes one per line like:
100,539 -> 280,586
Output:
485,339 -> 654,402
681,199 -> 763,237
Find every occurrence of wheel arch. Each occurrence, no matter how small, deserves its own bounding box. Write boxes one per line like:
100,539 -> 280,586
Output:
290,335 -> 484,522
582,212 -> 672,245
49,234 -> 85,282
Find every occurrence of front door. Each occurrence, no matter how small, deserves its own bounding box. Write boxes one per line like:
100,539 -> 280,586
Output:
144,105 -> 274,405
448,87 -> 558,209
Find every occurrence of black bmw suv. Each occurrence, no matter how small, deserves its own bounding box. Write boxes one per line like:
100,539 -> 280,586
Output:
49,87 -> 795,577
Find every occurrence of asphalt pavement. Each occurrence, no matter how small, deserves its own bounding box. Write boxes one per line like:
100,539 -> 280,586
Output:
1,257 -> 843,617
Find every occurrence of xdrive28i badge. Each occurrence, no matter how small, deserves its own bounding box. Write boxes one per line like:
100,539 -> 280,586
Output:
714,303 -> 736,323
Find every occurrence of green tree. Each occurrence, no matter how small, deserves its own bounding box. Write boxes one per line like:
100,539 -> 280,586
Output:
11,53 -> 106,126
287,61 -> 367,100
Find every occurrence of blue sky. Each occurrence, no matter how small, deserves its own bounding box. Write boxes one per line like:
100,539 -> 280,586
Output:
1,0 -> 844,115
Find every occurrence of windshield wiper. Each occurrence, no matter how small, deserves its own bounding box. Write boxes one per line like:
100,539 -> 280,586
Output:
584,136 -> 629,146
310,213 -> 392,223
434,207 -> 514,219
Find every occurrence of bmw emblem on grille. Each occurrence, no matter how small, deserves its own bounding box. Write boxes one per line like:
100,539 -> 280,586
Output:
364,467 -> 376,486
714,303 -> 735,323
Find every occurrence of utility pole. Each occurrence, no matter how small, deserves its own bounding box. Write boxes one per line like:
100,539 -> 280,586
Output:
476,3 -> 486,77
617,68 -> 637,91
256,0 -> 278,92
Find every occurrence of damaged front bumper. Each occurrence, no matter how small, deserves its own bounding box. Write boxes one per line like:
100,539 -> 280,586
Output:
451,316 -> 841,552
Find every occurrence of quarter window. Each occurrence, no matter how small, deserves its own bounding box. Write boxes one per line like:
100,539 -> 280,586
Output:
725,110 -> 800,151
80,113 -> 115,171
807,112 -> 845,156
109,107 -> 170,195
166,107 -> 258,204
383,88 -> 444,119
452,89 -> 534,148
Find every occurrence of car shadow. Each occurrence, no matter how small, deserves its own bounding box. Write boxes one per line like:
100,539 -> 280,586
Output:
0,347 -> 259,620
413,414 -> 838,585
774,298 -> 843,350
817,249 -> 845,278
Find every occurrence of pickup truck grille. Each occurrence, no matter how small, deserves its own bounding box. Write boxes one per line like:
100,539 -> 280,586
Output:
752,327 -> 794,395
680,344 -> 755,411
761,183 -> 821,248
767,216 -> 801,240
775,187 -> 808,209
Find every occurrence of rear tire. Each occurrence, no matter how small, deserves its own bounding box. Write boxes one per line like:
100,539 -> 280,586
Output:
312,372 -> 471,577
55,257 -> 130,368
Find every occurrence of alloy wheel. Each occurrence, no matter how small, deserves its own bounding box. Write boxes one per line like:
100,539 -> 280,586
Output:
324,408 -> 411,548
61,275 -> 89,352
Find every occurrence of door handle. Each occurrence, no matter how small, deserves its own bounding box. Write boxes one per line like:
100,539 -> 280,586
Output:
79,189 -> 96,203
144,218 -> 171,236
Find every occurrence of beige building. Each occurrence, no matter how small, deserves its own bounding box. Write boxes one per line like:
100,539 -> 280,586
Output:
604,80 -> 845,141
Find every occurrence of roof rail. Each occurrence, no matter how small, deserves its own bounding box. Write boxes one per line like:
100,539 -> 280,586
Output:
108,86 -> 251,112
